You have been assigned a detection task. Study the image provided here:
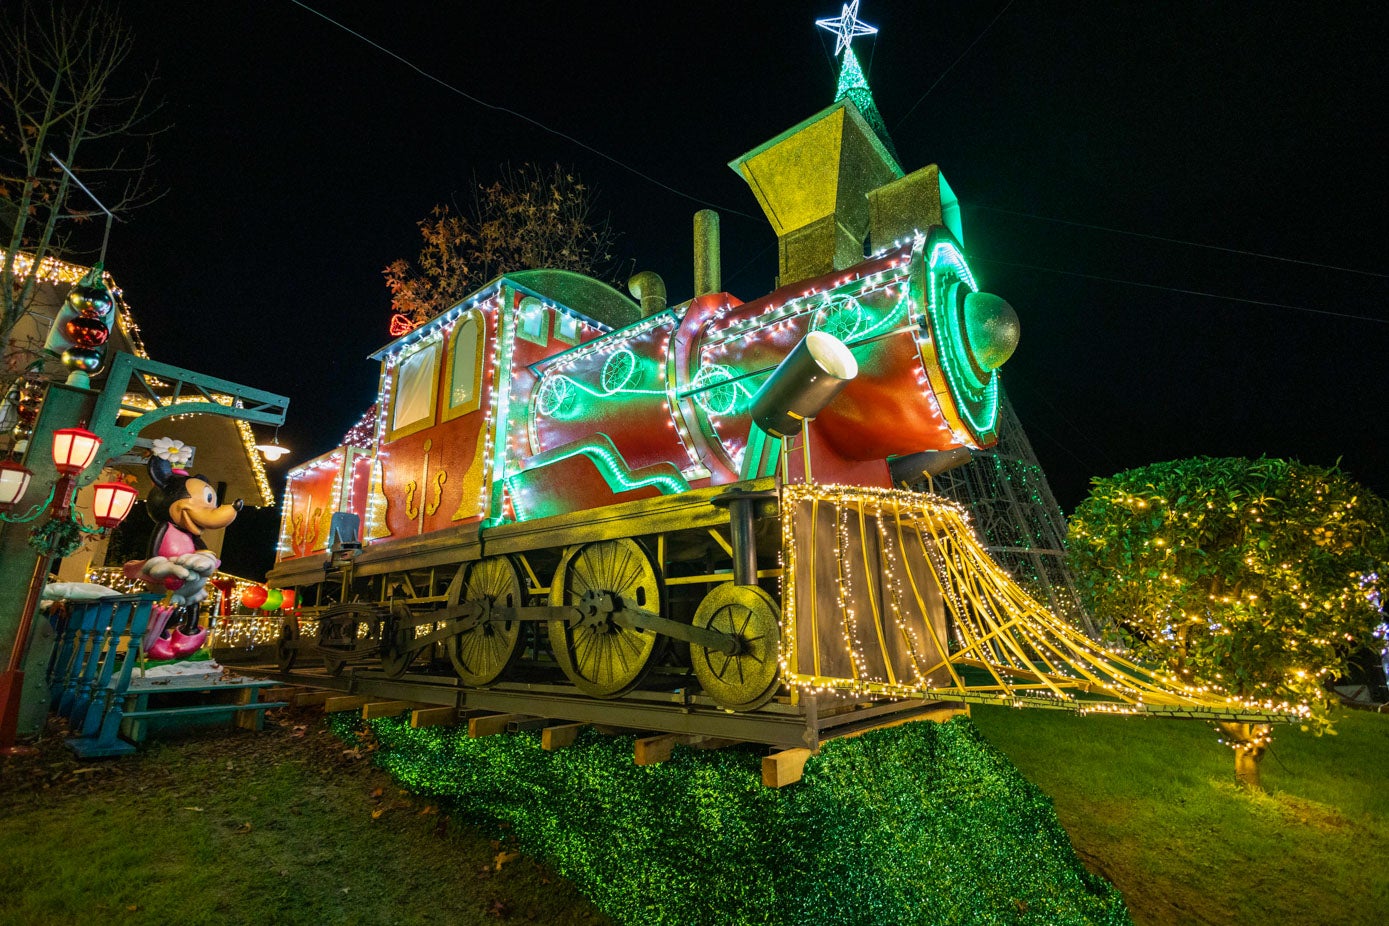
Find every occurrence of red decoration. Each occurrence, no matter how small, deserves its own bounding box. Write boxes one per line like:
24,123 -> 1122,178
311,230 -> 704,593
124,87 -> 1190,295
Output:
64,315 -> 110,348
389,313 -> 417,337
240,585 -> 268,609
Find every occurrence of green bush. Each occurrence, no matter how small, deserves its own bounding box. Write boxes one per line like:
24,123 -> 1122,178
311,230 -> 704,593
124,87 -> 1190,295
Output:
331,713 -> 1130,926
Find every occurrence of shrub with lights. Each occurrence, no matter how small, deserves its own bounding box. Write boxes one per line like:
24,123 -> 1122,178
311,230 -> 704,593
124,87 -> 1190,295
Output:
1068,456 -> 1389,789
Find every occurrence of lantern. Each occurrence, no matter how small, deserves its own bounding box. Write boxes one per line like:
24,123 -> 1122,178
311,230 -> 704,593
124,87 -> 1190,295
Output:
280,589 -> 297,611
50,427 -> 102,475
259,588 -> 284,611
0,461 -> 33,509
90,481 -> 139,528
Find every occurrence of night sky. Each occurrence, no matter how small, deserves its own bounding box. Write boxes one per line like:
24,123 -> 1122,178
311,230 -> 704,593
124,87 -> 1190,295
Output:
91,1 -> 1387,577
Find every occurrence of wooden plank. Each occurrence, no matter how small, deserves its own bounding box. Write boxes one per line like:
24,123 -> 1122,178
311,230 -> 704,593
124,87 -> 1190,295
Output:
762,747 -> 814,788
411,706 -> 460,728
634,734 -> 679,766
293,690 -> 334,707
836,702 -> 968,741
468,712 -> 529,738
260,686 -> 305,702
235,684 -> 262,731
541,722 -> 586,751
323,695 -> 371,714
362,700 -> 428,720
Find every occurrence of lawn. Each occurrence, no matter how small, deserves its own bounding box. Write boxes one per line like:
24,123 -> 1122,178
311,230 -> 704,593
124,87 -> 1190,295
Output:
970,704 -> 1389,926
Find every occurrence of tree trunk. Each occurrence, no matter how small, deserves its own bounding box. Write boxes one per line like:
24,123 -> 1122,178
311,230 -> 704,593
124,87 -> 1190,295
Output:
1217,722 -> 1271,791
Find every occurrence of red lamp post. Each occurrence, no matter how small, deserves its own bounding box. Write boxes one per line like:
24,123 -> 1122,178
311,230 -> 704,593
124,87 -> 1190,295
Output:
0,428 -> 136,755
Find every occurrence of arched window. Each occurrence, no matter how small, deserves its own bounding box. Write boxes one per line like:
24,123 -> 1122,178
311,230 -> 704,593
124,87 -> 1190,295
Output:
387,340 -> 440,440
443,310 -> 485,421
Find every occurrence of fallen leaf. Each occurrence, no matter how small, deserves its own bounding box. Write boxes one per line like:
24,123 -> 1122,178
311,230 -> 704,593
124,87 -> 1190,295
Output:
234,822 -> 253,835
370,787 -> 384,800
418,805 -> 438,816
127,905 -> 138,912
371,806 -> 387,820
487,899 -> 511,918
182,807 -> 204,812
493,850 -> 520,871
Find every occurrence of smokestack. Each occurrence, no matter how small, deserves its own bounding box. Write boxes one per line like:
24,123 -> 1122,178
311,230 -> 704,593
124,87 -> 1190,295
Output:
693,209 -> 721,297
627,271 -> 667,318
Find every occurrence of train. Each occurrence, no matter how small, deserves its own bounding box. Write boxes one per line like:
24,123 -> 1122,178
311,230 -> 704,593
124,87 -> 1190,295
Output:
254,95 -> 1255,743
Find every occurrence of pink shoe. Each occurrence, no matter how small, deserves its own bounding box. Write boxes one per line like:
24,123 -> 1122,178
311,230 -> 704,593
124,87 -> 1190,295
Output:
143,605 -> 177,656
169,628 -> 208,657
146,636 -> 177,660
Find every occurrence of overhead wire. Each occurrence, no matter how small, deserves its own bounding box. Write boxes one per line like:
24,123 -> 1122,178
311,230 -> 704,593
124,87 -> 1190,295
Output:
895,0 -> 1015,129
973,257 -> 1389,325
971,204 -> 1389,280
285,0 -> 758,220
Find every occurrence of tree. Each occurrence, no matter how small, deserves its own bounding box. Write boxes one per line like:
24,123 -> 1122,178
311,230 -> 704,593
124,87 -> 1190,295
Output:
1068,457 -> 1389,790
0,1 -> 161,349
384,163 -> 615,330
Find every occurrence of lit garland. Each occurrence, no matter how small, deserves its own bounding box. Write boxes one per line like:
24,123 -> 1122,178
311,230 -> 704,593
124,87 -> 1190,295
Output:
778,482 -> 1306,721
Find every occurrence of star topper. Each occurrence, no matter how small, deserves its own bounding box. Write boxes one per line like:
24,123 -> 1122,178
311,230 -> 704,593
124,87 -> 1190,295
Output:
816,1 -> 878,56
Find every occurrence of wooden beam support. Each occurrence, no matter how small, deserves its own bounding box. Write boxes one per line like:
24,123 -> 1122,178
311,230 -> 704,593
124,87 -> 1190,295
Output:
323,695 -> 371,714
410,706 -> 460,728
761,747 -> 814,788
362,700 -> 429,721
261,686 -> 304,702
541,722 -> 586,751
635,734 -> 679,766
838,702 -> 969,740
293,690 -> 333,707
468,712 -> 529,738
506,717 -> 550,733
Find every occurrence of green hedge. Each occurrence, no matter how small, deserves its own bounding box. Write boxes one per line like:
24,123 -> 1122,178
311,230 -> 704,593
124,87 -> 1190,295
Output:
330,713 -> 1130,926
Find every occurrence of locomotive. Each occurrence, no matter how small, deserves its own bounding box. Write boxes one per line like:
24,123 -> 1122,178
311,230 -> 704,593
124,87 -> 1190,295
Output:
257,94 -> 1256,740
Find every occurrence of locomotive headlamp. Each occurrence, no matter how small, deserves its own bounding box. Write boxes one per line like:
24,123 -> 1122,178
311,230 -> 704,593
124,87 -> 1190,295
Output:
750,331 -> 858,439
960,291 -> 1019,372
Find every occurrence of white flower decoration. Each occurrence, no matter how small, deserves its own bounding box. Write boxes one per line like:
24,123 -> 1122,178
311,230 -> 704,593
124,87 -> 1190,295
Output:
152,437 -> 193,465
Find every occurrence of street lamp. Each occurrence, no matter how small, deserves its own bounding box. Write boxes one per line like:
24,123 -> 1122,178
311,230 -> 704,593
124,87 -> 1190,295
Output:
0,427 -> 139,755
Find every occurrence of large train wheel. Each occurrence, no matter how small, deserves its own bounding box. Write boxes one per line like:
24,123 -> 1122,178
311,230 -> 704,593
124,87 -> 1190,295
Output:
449,556 -> 524,686
548,538 -> 663,698
689,584 -> 782,712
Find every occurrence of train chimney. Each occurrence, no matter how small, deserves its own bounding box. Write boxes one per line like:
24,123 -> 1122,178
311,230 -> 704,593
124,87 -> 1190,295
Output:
627,271 -> 667,318
694,209 -> 721,297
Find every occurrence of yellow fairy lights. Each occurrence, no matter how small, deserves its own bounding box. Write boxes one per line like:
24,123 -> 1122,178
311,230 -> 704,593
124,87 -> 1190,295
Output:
778,483 -> 1305,722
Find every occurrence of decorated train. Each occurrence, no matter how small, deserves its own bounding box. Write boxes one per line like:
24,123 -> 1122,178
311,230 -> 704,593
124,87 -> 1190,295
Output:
260,93 -> 1251,728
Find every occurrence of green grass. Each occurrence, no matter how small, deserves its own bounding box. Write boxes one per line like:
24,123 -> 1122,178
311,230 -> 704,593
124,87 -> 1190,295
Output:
970,704 -> 1389,926
0,716 -> 610,926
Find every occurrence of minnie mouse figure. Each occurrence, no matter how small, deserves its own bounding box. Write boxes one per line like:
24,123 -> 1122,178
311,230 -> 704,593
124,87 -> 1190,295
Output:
124,439 -> 242,659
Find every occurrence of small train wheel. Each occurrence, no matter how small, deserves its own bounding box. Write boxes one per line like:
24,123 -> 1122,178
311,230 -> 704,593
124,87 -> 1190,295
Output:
689,584 -> 782,712
276,618 -> 298,671
378,612 -> 415,679
548,538 -> 664,698
316,603 -> 380,676
449,556 -> 524,686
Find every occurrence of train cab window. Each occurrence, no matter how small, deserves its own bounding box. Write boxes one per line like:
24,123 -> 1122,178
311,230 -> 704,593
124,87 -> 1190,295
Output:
443,310 -> 484,421
387,341 -> 440,440
518,296 -> 548,345
555,311 -> 580,345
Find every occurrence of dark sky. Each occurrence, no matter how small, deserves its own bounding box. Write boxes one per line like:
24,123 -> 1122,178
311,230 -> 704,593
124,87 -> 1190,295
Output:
95,1 -> 1387,576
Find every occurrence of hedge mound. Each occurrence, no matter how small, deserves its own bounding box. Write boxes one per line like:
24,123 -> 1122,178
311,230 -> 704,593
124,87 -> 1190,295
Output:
331,713 -> 1130,926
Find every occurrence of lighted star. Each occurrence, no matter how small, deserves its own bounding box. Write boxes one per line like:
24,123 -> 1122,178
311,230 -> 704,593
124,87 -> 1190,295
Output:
816,1 -> 878,56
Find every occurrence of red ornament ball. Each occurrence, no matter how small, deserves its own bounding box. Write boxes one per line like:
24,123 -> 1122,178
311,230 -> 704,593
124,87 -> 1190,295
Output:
64,315 -> 109,348
241,585 -> 268,609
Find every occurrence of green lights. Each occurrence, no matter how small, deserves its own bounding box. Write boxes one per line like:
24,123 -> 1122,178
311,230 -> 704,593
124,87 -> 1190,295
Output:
922,238 -> 999,440
506,435 -> 690,520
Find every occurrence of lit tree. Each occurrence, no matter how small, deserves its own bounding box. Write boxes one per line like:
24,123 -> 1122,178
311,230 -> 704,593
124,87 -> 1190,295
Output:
383,163 -> 615,330
0,1 -> 162,346
1068,457 -> 1389,790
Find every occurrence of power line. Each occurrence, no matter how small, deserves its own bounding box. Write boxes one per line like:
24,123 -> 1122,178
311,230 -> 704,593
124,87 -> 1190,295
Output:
285,1 -> 757,221
972,204 -> 1389,280
975,257 -> 1389,325
896,0 -> 1015,129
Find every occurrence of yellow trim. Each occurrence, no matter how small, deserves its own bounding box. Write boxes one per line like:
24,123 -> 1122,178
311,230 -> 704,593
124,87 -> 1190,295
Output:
386,340 -> 441,442
441,309 -> 486,422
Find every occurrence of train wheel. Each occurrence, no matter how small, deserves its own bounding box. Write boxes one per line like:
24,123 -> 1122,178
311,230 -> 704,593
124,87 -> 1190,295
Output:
689,584 -> 782,712
449,557 -> 524,686
317,603 -> 379,676
276,618 -> 298,671
548,538 -> 663,698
